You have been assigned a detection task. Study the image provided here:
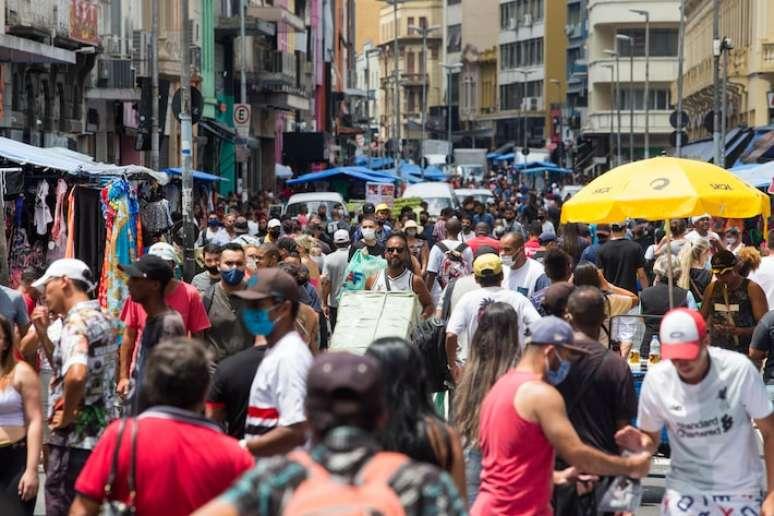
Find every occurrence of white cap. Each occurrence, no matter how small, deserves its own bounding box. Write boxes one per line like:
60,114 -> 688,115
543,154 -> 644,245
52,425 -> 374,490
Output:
148,242 -> 180,265
33,259 -> 95,291
231,235 -> 262,247
691,214 -> 711,224
267,218 -> 281,229
333,229 -> 350,244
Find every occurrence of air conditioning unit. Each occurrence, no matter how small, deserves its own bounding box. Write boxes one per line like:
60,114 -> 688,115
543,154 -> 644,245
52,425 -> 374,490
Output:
132,30 -> 149,75
508,18 -> 518,30
522,96 -> 542,111
98,60 -> 110,80
565,24 -> 574,36
523,13 -> 533,27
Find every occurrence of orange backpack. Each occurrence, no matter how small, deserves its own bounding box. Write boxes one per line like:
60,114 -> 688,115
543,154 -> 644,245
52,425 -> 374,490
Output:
282,450 -> 409,516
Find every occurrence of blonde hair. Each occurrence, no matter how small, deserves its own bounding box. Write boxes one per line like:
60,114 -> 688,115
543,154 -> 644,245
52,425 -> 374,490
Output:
654,254 -> 681,282
678,238 -> 710,290
738,246 -> 762,277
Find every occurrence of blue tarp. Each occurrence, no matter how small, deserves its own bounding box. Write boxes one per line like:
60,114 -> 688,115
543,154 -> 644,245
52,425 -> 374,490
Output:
486,151 -> 501,159
494,152 -> 515,162
353,156 -> 395,170
515,161 -> 573,174
729,162 -> 774,188
398,163 -> 446,181
286,166 -> 395,185
162,167 -> 229,182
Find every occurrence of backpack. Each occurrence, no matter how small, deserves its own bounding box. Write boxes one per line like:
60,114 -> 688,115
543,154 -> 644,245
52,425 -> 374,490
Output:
435,241 -> 470,288
283,449 -> 408,516
411,277 -> 456,393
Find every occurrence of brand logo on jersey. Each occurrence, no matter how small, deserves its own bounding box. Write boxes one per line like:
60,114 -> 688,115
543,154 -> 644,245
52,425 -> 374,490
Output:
721,414 -> 733,433
718,387 -> 727,400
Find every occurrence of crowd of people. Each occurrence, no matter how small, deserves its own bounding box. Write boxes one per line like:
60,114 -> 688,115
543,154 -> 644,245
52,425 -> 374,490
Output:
2,174 -> 774,515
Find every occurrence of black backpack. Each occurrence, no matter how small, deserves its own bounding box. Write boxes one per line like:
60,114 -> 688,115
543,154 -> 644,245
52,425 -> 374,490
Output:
410,278 -> 456,393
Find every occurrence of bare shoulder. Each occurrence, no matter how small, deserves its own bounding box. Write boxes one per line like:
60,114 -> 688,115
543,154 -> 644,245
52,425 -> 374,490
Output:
13,360 -> 38,387
513,378 -> 563,422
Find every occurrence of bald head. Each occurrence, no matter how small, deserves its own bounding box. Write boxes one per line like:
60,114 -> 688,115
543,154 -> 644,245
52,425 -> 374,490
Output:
501,231 -> 525,249
567,286 -> 606,330
445,217 -> 461,238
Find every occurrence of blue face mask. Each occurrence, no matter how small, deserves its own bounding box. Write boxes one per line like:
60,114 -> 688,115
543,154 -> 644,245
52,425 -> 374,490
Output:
242,305 -> 277,336
221,267 -> 245,286
546,349 -> 572,385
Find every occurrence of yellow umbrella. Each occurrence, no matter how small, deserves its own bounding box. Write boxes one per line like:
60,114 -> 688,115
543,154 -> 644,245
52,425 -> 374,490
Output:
561,157 -> 770,224
560,156 -> 771,308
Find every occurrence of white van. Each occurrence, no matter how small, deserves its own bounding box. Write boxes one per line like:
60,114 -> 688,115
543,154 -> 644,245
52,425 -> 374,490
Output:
401,182 -> 460,216
283,192 -> 347,218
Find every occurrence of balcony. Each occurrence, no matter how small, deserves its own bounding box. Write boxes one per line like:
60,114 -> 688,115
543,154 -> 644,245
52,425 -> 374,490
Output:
401,73 -> 429,86
216,0 -> 304,38
585,110 -> 672,134
761,42 -> 774,73
588,57 -> 677,85
6,0 -> 55,40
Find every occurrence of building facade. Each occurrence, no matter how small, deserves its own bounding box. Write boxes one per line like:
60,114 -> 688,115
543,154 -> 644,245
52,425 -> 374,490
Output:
584,0 -> 680,168
681,0 -> 774,143
490,0 -> 567,150
444,0 -> 499,147
377,0 -> 443,158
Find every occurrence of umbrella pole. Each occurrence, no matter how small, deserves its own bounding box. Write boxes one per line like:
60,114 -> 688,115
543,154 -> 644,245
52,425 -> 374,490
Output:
665,218 -> 674,309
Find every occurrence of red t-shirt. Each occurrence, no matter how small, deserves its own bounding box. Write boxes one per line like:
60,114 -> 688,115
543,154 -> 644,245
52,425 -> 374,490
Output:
22,293 -> 35,317
467,235 -> 502,255
75,409 -> 254,516
473,371 -> 554,516
121,281 -> 211,335
524,238 -> 542,259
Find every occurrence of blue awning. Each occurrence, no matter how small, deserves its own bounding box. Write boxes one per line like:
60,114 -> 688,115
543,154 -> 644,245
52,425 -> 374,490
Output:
163,167 -> 228,182
286,166 -> 396,185
515,161 -> 572,174
486,152 -> 501,159
729,161 -> 774,188
494,152 -> 515,162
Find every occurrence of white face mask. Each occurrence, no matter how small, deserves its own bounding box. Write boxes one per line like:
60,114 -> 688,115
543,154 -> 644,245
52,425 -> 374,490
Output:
501,254 -> 514,267
362,228 -> 376,241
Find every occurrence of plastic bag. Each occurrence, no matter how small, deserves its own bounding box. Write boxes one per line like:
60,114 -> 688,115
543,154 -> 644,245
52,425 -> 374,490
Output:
339,248 -> 387,298
597,476 -> 643,512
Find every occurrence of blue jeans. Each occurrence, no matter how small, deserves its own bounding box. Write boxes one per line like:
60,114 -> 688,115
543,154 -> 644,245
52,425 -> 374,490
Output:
464,445 -> 482,508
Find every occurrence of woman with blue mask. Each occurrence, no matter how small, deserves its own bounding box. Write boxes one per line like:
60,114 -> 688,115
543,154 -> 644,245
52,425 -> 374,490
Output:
232,268 -> 313,457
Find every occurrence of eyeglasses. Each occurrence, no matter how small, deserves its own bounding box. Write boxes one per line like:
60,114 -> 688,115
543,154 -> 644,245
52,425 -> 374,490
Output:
386,247 -> 405,254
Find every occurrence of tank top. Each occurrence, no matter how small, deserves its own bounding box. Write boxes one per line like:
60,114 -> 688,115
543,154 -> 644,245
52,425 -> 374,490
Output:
0,381 -> 24,427
372,268 -> 416,294
472,371 -> 554,516
709,278 -> 755,353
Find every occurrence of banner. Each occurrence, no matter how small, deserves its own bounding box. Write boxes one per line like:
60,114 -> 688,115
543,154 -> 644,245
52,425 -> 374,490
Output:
365,182 -> 395,207
70,0 -> 100,46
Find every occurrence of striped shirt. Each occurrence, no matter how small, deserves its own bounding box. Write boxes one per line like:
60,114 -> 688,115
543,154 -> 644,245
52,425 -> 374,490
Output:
245,331 -> 312,438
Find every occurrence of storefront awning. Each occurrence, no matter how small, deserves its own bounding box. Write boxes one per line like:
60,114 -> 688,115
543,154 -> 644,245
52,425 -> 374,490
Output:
0,138 -> 168,184
85,88 -> 140,101
0,34 -> 76,64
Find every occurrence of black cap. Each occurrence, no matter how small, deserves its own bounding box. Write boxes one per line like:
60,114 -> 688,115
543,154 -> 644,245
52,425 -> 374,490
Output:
711,249 -> 737,272
119,254 -> 174,284
233,268 -> 300,302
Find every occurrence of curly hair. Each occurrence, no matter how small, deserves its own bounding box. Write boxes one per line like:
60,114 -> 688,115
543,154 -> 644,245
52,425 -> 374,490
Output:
738,246 -> 762,277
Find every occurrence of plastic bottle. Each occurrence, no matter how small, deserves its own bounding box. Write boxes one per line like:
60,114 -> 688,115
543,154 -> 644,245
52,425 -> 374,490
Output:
649,335 -> 661,365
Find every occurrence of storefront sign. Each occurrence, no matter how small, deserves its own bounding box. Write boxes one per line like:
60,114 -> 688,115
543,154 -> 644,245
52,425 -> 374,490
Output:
366,182 -> 395,207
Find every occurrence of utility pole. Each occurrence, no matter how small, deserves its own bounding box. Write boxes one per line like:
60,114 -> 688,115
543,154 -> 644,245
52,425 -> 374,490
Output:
605,49 -> 621,165
239,0 -> 247,194
616,34 -> 633,162
720,37 -> 733,167
632,9 -> 651,158
603,64 -> 615,168
392,0 -> 400,167
150,0 -> 159,171
675,0 -> 686,157
442,63 -> 461,163
180,0 -> 195,281
712,0 -> 722,166
410,25 -> 439,179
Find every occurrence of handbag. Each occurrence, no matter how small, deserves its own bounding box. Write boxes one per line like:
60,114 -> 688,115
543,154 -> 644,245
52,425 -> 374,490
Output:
100,418 -> 138,515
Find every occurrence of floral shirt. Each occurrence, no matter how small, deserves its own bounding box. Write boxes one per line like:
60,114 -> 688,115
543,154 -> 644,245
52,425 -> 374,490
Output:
48,300 -> 122,450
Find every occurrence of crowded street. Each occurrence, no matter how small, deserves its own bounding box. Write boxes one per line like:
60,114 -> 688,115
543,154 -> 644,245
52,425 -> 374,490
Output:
3,0 -> 774,515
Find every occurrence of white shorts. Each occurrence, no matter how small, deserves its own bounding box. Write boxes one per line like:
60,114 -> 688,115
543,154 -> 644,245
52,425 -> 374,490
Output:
662,489 -> 762,516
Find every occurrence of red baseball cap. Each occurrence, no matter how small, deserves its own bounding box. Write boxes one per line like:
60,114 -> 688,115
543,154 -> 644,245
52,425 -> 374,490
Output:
659,308 -> 707,360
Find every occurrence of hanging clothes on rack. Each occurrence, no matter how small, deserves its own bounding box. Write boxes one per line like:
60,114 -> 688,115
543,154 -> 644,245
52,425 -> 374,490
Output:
47,179 -> 68,261
65,187 -> 76,258
99,179 -> 141,318
140,198 -> 173,236
34,180 -> 52,235
8,195 -> 44,287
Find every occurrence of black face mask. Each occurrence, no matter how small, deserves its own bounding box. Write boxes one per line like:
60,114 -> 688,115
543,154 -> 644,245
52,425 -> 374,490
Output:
206,265 -> 220,275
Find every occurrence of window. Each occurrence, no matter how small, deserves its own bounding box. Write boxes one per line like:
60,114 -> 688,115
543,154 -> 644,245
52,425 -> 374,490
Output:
500,0 -> 543,29
419,17 -> 427,29
447,24 -> 461,52
500,1 -> 517,29
447,0 -> 461,4
617,87 -> 672,110
499,80 -> 543,110
500,37 -> 544,69
407,17 -> 414,30
407,51 -> 415,74
616,29 -> 678,57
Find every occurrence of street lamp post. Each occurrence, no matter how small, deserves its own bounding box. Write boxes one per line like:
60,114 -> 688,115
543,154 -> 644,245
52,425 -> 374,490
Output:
549,78 -> 564,168
604,49 -> 621,165
602,64 -> 615,168
631,9 -> 650,158
616,34 -> 634,162
442,63 -> 462,157
409,25 -> 439,179
514,69 -> 535,163
379,0 -> 407,167
712,0 -> 722,166
675,0 -> 686,156
720,37 -> 733,167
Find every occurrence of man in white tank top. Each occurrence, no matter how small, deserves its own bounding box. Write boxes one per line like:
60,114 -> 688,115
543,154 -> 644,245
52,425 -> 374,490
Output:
367,234 -> 434,319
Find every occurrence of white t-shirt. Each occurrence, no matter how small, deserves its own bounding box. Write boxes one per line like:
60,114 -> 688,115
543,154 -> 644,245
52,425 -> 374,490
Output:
446,286 -> 540,363
750,256 -> 774,310
428,239 -> 475,305
685,229 -> 719,245
638,346 -> 772,495
245,331 -> 313,439
503,258 -> 546,298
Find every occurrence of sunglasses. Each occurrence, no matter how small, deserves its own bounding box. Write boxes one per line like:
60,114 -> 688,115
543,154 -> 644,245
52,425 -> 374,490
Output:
712,266 -> 735,275
386,247 -> 405,254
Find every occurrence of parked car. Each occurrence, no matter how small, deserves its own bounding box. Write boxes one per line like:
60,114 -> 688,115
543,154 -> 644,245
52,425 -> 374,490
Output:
283,192 -> 347,218
401,182 -> 460,217
454,188 -> 495,206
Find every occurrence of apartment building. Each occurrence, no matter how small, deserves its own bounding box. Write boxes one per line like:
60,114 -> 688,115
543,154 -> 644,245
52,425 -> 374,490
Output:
489,0 -> 567,149
444,0 -> 499,147
584,0 -> 680,166
377,0 -> 443,157
681,0 -> 774,143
